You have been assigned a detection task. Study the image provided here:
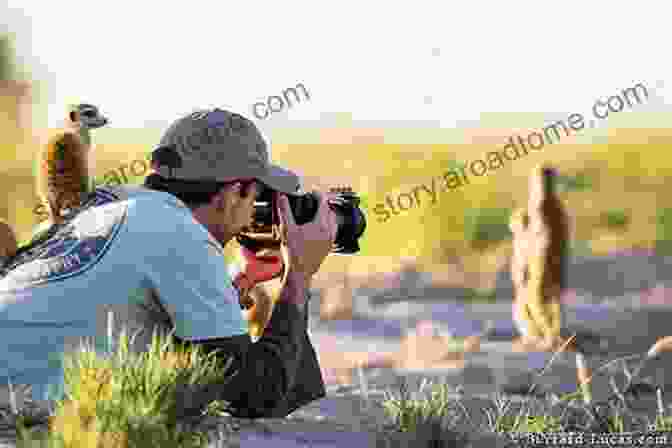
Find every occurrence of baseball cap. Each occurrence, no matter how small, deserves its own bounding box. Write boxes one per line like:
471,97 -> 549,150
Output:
152,108 -> 300,194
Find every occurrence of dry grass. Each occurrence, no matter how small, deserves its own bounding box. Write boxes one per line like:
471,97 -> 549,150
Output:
3,123 -> 672,445
7,314 -> 236,447
5,316 -> 672,447
3,128 -> 672,269
373,335 -> 672,446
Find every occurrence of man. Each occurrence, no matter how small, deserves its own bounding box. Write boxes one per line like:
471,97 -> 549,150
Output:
0,108 -> 337,419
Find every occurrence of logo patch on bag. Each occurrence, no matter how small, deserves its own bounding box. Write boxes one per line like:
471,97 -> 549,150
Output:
1,190 -> 126,289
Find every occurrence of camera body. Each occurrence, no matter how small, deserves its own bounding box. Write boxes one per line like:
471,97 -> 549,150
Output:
236,184 -> 366,255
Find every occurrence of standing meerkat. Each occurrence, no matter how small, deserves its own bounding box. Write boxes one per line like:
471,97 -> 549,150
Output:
511,165 -> 570,351
36,103 -> 108,225
510,206 -> 532,336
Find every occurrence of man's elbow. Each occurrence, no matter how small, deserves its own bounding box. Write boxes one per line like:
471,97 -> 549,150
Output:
228,387 -> 287,419
224,355 -> 289,418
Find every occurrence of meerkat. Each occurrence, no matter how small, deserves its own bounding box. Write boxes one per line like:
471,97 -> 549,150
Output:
36,103 -> 108,225
0,219 -> 18,266
510,207 -> 534,337
512,165 -> 570,350
242,279 -> 281,340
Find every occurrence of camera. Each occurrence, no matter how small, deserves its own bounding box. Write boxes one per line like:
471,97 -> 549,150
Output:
236,184 -> 367,255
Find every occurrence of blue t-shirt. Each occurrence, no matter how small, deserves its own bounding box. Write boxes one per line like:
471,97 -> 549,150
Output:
0,185 -> 247,403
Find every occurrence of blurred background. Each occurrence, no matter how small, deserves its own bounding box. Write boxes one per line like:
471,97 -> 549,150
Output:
2,1 -> 672,300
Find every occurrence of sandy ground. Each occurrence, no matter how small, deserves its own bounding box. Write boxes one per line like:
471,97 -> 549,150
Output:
3,256 -> 672,448
300,295 -> 672,444
193,294 -> 672,447
2,298 -> 671,447
180,293 -> 669,447
311,295 -> 672,392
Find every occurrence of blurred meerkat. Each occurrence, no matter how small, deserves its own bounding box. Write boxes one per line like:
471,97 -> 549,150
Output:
37,103 -> 108,225
510,207 -> 530,291
243,279 -> 280,340
510,207 -> 532,337
0,219 -> 18,265
511,165 -> 570,349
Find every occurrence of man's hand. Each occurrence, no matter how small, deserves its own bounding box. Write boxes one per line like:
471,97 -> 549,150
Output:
276,191 -> 337,287
237,191 -> 335,335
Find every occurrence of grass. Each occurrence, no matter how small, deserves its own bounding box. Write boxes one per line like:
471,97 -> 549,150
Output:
4,117 -> 672,443
554,171 -> 595,194
461,287 -> 498,303
570,239 -> 594,257
4,135 -> 672,273
462,207 -> 512,250
1,164 -> 669,445
657,208 -> 672,255
7,318 -> 672,447
599,209 -> 630,230
7,313 -> 239,447
9,281 -> 672,445
373,336 -> 672,447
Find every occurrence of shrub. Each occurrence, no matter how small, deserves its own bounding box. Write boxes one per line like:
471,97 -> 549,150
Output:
656,207 -> 672,253
0,34 -> 18,81
463,207 -> 512,249
554,171 -> 594,193
599,209 -> 629,229
570,239 -> 593,257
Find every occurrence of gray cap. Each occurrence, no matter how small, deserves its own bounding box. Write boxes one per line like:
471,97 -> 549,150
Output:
152,108 -> 300,194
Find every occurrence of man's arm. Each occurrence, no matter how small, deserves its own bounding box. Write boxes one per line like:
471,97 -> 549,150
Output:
135,196 -> 296,418
172,274 -> 311,419
147,190 -> 333,419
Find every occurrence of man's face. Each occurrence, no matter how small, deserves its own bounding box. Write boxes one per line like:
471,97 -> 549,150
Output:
193,180 -> 261,246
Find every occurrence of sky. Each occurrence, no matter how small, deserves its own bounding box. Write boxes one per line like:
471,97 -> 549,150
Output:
2,0 -> 672,135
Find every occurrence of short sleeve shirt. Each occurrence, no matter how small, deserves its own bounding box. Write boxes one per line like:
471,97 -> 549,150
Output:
0,185 -> 246,403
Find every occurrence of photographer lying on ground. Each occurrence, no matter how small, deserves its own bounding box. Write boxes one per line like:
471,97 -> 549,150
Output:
0,108 -> 337,419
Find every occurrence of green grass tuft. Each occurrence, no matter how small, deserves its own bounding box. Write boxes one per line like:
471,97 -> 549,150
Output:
7,315 -> 237,447
555,171 -> 594,193
656,208 -> 672,254
375,338 -> 672,445
463,207 -> 512,249
599,209 -> 630,229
